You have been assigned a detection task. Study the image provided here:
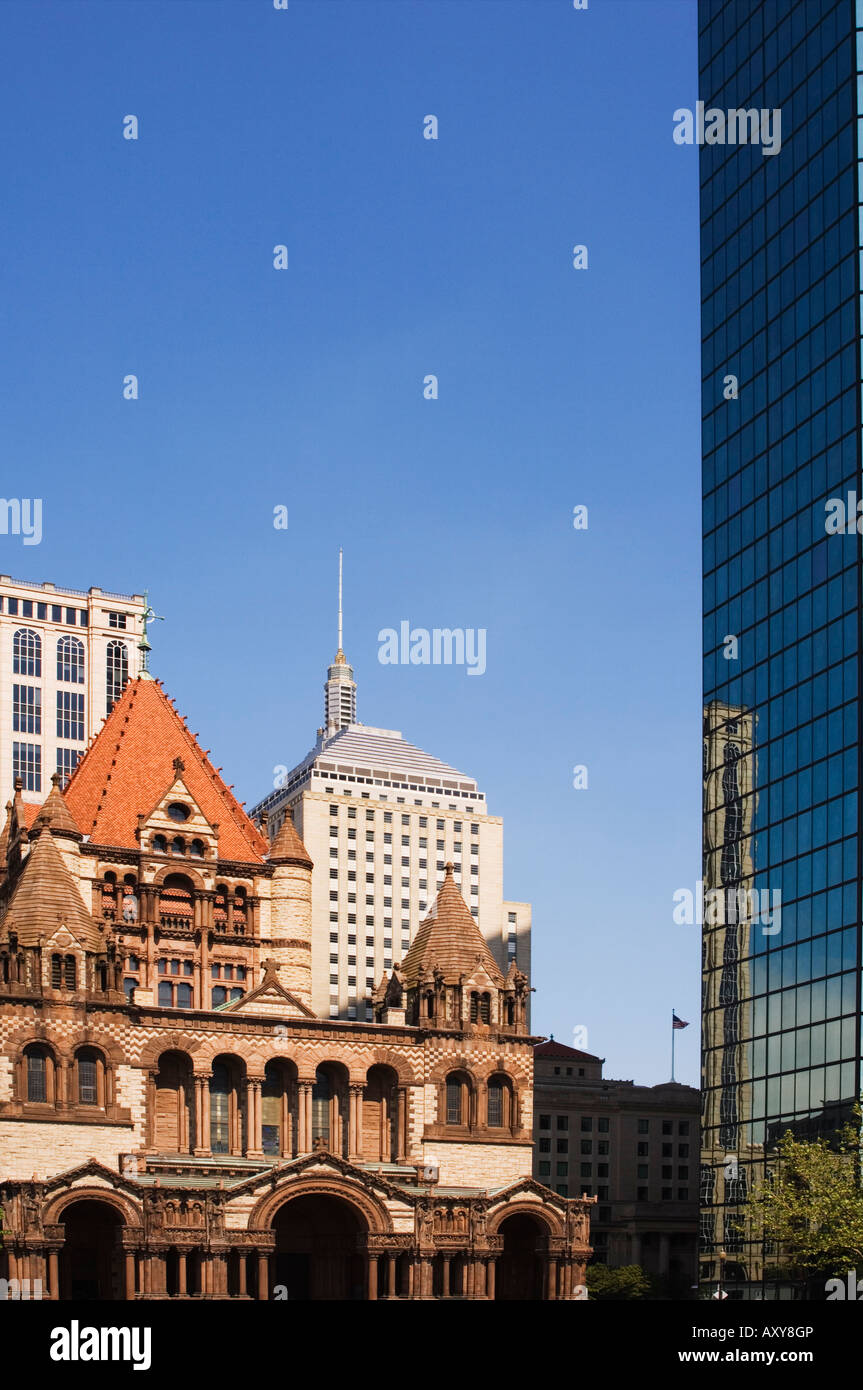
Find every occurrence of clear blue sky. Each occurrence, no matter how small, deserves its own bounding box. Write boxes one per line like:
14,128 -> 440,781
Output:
1,0 -> 701,1085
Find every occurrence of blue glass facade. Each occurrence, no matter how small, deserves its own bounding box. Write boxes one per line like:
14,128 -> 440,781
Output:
699,0 -> 862,1294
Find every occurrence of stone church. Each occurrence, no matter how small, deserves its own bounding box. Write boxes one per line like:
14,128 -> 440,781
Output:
0,672 -> 591,1300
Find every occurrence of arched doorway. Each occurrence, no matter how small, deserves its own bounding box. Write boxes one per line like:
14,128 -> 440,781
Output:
60,1200 -> 124,1300
272,1193 -> 367,1300
495,1213 -> 545,1300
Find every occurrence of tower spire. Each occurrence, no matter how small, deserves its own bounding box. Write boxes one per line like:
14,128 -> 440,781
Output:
338,546 -> 343,655
324,550 -> 356,738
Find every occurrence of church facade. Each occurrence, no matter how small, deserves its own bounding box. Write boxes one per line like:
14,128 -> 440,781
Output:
0,674 -> 591,1300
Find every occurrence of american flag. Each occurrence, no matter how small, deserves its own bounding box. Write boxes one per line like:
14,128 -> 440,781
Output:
672,1012 -> 689,1030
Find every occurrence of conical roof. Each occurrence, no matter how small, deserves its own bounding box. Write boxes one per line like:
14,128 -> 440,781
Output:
32,774 -> 82,840
267,808 -> 313,868
64,678 -> 269,862
1,825 -> 101,950
0,800 -> 13,866
401,863 -> 505,989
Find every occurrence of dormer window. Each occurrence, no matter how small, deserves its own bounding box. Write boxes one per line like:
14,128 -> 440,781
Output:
168,803 -> 190,822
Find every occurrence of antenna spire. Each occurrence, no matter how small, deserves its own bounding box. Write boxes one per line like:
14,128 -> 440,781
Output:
323,549 -> 356,738
338,547 -> 343,654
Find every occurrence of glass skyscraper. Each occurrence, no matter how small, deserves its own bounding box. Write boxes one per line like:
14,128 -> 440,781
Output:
700,0 -> 863,1297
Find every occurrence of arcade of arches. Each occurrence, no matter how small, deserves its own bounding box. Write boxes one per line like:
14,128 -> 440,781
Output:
1,1175 -> 588,1301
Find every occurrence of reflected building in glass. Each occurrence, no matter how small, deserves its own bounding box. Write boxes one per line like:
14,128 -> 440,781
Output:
699,0 -> 863,1297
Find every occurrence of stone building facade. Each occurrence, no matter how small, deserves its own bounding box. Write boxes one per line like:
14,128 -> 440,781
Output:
533,1039 -> 698,1295
0,674 -> 590,1300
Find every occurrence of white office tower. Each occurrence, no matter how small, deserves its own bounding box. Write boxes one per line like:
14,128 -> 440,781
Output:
251,560 -> 531,1020
0,575 -> 146,804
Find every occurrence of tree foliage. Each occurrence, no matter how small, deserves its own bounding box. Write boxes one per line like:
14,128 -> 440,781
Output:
585,1263 -> 654,1300
745,1123 -> 863,1278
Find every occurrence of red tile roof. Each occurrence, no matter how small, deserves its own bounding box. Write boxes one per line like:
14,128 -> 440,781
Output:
64,677 -> 269,863
534,1039 -> 603,1063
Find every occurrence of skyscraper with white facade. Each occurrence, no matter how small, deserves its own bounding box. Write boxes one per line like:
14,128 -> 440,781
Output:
251,586 -> 531,1021
0,575 -> 146,804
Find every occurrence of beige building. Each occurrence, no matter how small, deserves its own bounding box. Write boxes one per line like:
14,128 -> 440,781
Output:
251,627 -> 530,1021
533,1039 -> 698,1295
0,574 -> 146,802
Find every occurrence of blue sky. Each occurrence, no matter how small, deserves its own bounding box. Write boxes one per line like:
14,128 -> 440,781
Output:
1,0 -> 702,1085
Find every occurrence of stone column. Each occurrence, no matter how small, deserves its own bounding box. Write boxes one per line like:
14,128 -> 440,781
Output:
386,1253 -> 397,1298
246,1079 -> 263,1156
486,1258 -> 496,1301
397,1086 -> 408,1160
441,1254 -> 451,1299
257,1252 -> 269,1300
178,1252 -> 187,1297
367,1254 -> 378,1301
297,1082 -> 311,1153
124,1251 -> 136,1300
48,1249 -> 59,1300
237,1253 -> 247,1297
194,1077 -> 211,1156
349,1084 -> 363,1160
547,1257 -> 558,1300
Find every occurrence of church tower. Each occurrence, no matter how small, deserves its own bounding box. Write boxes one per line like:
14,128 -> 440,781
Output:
265,809 -> 314,1009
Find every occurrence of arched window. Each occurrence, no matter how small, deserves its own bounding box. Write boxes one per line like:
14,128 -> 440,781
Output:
487,1075 -> 513,1129
159,874 -> 194,928
77,1047 -> 101,1105
190,838 -> 205,857
311,1066 -> 332,1146
262,1060 -> 291,1157
210,1064 -> 229,1152
25,1044 -> 50,1102
13,628 -> 41,677
106,640 -> 128,714
152,834 -> 167,854
51,953 -> 62,988
57,635 -> 84,683
171,836 -> 185,857
445,1071 -> 471,1127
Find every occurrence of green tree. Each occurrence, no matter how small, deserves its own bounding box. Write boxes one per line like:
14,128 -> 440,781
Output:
745,1122 -> 863,1280
585,1263 -> 654,1300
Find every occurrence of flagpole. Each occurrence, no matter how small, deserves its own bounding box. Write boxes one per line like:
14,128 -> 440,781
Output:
671,1009 -> 676,1082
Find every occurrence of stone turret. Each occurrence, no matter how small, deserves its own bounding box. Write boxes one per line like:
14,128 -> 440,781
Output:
264,809 -> 314,1010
